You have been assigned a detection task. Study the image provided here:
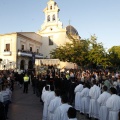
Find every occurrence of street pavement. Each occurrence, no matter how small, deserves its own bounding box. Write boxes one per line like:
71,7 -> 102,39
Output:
8,83 -> 89,120
8,84 -> 43,120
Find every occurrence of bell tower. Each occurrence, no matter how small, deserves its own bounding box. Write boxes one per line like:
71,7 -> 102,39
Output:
40,0 -> 63,31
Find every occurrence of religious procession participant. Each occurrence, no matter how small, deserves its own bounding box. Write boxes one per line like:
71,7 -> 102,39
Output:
23,73 -> 29,93
80,83 -> 90,115
42,81 -> 50,93
42,86 -> 50,120
97,86 -> 111,120
74,82 -> 83,111
38,76 -> 46,102
53,95 -> 72,120
68,78 -> 77,105
42,85 -> 55,120
41,86 -> 50,103
89,79 -> 101,120
48,89 -> 62,120
106,87 -> 120,120
46,85 -> 55,106
67,107 -> 78,120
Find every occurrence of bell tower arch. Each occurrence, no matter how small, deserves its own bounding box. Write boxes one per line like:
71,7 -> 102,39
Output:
40,0 -> 63,31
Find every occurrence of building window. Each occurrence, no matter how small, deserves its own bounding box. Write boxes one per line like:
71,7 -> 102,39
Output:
30,47 -> 32,52
21,45 -> 24,50
49,36 -> 53,45
47,15 -> 50,22
5,44 -> 10,51
52,14 -> 55,21
50,6 -> 52,10
37,49 -> 39,53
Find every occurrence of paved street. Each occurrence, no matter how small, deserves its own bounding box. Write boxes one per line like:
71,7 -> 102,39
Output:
8,83 -> 89,120
8,84 -> 43,120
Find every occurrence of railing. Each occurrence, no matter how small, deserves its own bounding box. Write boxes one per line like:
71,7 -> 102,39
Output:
17,49 -> 43,58
3,51 -> 12,56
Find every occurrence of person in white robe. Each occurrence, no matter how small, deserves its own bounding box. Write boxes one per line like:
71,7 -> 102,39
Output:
42,86 -> 50,120
42,81 -> 50,93
48,89 -> 62,120
80,83 -> 90,114
43,85 -> 55,120
46,85 -> 55,106
97,85 -> 111,120
89,80 -> 101,119
53,95 -> 72,120
67,107 -> 78,120
106,87 -> 120,120
41,86 -> 50,103
74,83 -> 83,111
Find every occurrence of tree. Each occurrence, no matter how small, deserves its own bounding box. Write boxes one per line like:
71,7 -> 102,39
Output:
88,35 -> 107,66
87,35 -> 108,68
50,34 -> 108,68
50,33 -> 89,67
108,46 -> 120,68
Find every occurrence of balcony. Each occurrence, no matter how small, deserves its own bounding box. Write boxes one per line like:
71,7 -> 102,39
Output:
3,51 -> 12,56
35,53 -> 43,58
18,50 -> 43,58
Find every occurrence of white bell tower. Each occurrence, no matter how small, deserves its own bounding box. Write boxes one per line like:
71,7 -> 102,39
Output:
40,0 -> 63,31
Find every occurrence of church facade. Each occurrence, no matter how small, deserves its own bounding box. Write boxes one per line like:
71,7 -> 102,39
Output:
0,0 -> 79,70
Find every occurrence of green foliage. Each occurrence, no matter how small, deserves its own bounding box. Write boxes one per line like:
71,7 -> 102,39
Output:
108,46 -> 120,66
50,34 -> 115,68
88,35 -> 108,68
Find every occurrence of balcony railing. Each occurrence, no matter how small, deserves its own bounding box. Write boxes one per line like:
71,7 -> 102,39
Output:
18,50 -> 43,58
3,51 -> 12,56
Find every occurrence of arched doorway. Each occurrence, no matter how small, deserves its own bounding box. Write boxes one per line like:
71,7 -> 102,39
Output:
20,60 -> 25,70
28,60 -> 33,69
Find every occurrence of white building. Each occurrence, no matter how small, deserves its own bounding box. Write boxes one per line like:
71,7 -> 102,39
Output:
38,0 -> 80,58
0,32 -> 43,70
0,0 -> 80,70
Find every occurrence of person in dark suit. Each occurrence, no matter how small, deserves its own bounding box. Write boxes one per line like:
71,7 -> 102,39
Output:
68,78 -> 77,105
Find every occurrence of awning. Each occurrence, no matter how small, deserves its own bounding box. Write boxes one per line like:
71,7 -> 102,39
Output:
40,59 -> 60,66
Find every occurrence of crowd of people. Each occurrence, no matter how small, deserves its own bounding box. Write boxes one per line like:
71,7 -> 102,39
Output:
31,68 -> 120,120
0,70 -> 14,120
0,68 -> 120,120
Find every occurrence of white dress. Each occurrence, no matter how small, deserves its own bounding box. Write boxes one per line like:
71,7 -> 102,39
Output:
53,103 -> 72,120
42,91 -> 50,120
89,85 -> 101,119
74,84 -> 83,111
80,87 -> 90,114
106,94 -> 120,120
97,91 -> 111,120
48,96 -> 62,120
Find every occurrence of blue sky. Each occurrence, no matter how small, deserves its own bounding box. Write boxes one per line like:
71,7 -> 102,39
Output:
0,0 -> 120,50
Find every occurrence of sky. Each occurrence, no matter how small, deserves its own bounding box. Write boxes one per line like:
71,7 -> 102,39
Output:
0,0 -> 120,50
